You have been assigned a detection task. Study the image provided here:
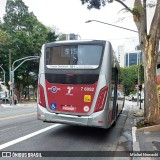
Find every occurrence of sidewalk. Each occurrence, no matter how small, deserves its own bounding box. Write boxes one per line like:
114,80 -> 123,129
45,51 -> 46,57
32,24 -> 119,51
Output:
0,102 -> 37,108
116,100 -> 160,160
132,101 -> 160,160
127,101 -> 160,160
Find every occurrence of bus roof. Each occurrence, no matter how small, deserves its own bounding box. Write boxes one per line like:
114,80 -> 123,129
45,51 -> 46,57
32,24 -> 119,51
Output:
44,39 -> 111,46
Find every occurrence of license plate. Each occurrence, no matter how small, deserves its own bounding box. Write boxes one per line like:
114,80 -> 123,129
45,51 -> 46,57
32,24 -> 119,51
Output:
62,106 -> 76,112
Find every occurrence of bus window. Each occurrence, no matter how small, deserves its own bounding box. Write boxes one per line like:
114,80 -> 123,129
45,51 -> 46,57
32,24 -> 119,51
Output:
46,45 -> 103,69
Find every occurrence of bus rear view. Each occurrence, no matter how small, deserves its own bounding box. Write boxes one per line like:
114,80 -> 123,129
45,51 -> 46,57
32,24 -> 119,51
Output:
37,40 -> 123,129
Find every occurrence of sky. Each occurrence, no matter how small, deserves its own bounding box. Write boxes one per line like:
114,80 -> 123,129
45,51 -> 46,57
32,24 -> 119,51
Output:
0,0 -> 152,51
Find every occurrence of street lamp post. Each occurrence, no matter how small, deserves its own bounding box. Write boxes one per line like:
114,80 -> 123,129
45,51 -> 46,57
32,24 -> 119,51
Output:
0,64 -> 6,103
137,52 -> 140,106
85,20 -> 138,33
10,56 -> 39,105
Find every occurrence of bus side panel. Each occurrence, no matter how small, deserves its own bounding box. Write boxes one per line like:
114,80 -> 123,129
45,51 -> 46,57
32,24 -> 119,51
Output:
37,45 -> 49,120
92,42 -> 114,128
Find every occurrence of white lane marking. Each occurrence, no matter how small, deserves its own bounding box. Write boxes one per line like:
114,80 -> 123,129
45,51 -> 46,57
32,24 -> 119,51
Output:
0,124 -> 61,150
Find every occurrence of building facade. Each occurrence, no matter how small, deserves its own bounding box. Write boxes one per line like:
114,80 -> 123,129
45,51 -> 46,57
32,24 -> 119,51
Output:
124,51 -> 142,67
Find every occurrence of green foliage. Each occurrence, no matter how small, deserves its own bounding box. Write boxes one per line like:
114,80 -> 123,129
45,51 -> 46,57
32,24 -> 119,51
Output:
45,26 -> 58,42
0,0 -> 57,99
46,30 -> 58,43
0,29 -> 8,45
121,65 -> 144,95
81,0 -> 108,9
0,26 -> 9,82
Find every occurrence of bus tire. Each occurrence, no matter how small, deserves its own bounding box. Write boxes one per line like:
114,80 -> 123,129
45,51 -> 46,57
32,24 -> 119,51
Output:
112,105 -> 118,127
112,119 -> 116,127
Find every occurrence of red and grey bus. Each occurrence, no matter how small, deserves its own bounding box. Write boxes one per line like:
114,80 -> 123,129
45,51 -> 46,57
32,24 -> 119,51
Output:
37,40 -> 125,129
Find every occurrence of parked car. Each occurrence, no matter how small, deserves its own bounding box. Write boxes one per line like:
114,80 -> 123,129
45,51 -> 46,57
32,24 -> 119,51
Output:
1,96 -> 10,102
0,92 -> 5,100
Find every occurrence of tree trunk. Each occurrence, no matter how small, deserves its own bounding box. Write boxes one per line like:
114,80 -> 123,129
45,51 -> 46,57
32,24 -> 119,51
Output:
143,42 -> 160,124
132,0 -> 160,124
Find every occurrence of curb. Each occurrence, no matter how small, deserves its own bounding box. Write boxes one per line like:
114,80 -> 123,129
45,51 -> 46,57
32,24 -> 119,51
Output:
0,103 -> 37,108
1,104 -> 13,108
132,127 -> 144,160
137,125 -> 160,132
1,104 -> 23,108
132,126 -> 140,151
132,122 -> 155,160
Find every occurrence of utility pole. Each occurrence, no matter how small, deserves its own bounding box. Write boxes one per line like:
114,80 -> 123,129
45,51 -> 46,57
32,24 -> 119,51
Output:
9,50 -> 12,105
137,52 -> 140,106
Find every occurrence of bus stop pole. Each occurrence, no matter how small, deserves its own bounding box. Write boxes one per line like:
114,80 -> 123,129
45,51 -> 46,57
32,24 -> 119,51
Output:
139,92 -> 142,109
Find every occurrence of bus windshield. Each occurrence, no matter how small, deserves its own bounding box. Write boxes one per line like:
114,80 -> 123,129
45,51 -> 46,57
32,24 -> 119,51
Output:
46,45 -> 103,69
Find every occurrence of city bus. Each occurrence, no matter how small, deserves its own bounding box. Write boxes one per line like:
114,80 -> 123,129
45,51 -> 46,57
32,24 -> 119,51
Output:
37,40 -> 125,129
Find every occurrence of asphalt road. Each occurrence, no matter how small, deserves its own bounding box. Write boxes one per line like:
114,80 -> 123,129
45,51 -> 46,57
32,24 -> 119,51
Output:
0,103 -> 128,160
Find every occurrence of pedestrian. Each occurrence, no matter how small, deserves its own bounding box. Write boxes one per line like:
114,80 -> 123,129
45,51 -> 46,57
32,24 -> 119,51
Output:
14,94 -> 17,105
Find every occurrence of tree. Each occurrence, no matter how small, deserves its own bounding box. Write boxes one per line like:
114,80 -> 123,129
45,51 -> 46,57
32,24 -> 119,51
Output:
0,25 -> 9,85
0,29 -> 8,45
1,0 -> 57,100
81,0 -> 160,124
46,27 -> 58,42
121,65 -> 144,95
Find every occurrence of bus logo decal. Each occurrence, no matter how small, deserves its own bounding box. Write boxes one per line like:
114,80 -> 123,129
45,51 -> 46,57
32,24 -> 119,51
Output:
66,86 -> 74,95
51,86 -> 57,93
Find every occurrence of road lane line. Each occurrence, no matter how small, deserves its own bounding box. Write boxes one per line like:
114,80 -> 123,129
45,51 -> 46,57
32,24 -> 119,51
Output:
0,124 -> 61,150
0,112 -> 36,121
0,126 -> 18,132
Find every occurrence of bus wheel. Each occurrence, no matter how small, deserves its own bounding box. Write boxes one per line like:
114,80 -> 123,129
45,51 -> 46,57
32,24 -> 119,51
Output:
112,105 -> 118,127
